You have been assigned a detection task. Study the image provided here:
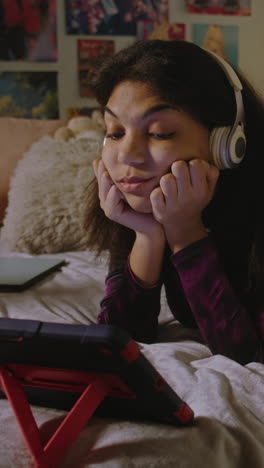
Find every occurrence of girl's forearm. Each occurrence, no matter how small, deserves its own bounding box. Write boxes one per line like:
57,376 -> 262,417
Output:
129,230 -> 166,287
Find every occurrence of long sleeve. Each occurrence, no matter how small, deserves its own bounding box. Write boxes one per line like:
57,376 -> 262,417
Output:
97,258 -> 163,343
168,237 -> 264,364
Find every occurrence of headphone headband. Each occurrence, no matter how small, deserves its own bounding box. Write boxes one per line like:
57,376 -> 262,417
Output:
204,49 -> 245,125
204,49 -> 246,169
204,49 -> 243,91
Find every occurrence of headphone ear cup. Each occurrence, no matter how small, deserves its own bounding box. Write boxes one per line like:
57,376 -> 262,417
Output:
210,125 -> 246,169
228,124 -> 246,166
210,126 -> 231,169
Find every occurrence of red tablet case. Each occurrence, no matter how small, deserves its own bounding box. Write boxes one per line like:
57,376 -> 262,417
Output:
0,318 -> 194,468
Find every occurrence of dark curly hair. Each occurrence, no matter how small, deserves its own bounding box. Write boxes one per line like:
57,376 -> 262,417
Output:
84,40 -> 264,301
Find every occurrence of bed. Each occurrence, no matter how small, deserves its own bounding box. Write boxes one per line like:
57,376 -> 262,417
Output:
0,118 -> 263,468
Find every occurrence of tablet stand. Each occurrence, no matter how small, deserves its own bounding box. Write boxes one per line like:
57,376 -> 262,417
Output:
0,365 -> 110,468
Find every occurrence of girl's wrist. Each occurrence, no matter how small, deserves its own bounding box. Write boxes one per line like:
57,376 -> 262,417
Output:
130,227 -> 166,287
166,223 -> 208,254
135,225 -> 166,248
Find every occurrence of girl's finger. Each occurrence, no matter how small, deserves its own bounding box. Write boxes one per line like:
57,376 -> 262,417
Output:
171,161 -> 191,198
100,169 -> 114,203
92,157 -> 100,178
94,159 -> 112,204
97,159 -> 106,180
188,159 -> 208,193
206,164 -> 220,194
159,173 -> 178,209
150,186 -> 165,220
104,184 -> 121,214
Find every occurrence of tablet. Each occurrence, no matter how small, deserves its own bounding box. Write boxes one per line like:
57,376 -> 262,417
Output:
0,318 -> 194,426
0,257 -> 67,292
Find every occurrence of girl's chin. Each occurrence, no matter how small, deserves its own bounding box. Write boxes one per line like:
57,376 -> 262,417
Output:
123,194 -> 152,213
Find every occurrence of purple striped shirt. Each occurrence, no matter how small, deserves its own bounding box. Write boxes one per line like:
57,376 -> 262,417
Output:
98,237 -> 264,364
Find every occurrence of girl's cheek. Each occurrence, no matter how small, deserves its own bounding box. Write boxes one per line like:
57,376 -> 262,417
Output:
102,147 -> 117,174
101,155 -> 114,179
101,150 -> 109,167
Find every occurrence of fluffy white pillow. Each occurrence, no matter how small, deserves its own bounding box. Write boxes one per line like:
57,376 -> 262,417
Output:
1,134 -> 102,253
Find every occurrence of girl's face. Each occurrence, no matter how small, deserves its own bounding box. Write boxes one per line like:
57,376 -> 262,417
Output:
102,80 -> 211,213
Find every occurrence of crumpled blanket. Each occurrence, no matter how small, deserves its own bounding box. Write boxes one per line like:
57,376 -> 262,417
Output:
0,250 -> 263,468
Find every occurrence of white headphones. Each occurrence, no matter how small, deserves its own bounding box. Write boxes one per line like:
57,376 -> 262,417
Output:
206,50 -> 247,169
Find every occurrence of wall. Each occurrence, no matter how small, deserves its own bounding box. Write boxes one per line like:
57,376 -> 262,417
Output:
1,0 -> 263,119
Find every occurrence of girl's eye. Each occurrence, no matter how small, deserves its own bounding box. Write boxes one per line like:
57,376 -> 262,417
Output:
148,132 -> 175,140
105,132 -> 124,140
105,131 -> 175,141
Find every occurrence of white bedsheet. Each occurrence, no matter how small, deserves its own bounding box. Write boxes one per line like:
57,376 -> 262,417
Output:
0,249 -> 263,468
0,249 -> 173,325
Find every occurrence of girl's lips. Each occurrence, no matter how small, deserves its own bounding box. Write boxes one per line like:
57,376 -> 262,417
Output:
117,177 -> 155,194
118,177 -> 149,183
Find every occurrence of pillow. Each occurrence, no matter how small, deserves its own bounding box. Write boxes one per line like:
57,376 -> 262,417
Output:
1,134 -> 102,253
0,117 -> 66,223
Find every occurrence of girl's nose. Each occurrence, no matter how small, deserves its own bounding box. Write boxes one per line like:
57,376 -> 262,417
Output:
117,134 -> 145,166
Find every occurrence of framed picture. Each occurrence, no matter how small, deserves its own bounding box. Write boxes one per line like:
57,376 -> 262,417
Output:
0,0 -> 57,61
137,22 -> 186,41
192,24 -> 239,66
186,0 -> 251,16
0,71 -> 58,118
65,0 -> 168,35
78,39 -> 115,97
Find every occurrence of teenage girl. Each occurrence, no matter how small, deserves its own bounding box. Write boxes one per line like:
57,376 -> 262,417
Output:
85,40 -> 264,365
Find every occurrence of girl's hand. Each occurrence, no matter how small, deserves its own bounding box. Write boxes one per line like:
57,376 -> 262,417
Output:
93,158 -> 165,239
150,159 -> 219,253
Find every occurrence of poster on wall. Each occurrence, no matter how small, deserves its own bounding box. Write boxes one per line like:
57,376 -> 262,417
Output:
0,72 -> 58,118
78,39 -> 115,97
65,0 -> 168,35
186,0 -> 251,16
192,24 -> 239,66
137,22 -> 186,41
0,0 -> 57,61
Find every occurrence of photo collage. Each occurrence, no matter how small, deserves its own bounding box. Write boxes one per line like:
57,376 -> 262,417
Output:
0,0 -> 252,118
